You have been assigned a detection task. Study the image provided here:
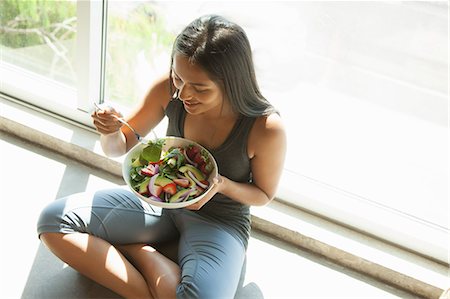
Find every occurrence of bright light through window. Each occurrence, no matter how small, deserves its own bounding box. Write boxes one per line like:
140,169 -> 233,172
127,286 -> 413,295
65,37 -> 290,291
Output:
0,0 -> 77,87
105,1 -> 175,108
0,0 -> 79,119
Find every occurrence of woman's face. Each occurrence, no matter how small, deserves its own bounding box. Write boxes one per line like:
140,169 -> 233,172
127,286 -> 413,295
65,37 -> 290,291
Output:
172,53 -> 224,115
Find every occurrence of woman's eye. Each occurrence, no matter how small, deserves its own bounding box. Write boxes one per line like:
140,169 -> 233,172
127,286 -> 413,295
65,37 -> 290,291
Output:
172,75 -> 208,93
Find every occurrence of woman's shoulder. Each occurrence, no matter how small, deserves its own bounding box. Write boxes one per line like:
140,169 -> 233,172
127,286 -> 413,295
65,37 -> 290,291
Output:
253,113 -> 284,136
248,113 -> 286,157
142,74 -> 173,110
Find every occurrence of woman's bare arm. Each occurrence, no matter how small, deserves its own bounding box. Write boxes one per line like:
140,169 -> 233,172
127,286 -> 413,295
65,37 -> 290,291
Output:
121,75 -> 172,151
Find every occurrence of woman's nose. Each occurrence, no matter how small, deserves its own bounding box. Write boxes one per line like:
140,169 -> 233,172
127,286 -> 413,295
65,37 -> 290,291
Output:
178,85 -> 192,101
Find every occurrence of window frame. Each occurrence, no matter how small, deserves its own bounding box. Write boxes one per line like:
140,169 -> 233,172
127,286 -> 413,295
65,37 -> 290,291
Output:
0,0 -> 106,127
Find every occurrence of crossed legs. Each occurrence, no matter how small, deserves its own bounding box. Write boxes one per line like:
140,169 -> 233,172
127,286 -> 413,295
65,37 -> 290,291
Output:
37,188 -> 246,299
37,189 -> 180,298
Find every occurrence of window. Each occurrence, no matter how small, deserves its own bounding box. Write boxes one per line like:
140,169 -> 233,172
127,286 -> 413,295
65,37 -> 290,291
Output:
0,0 -> 103,124
1,1 -> 77,83
272,2 -> 448,263
1,1 -> 448,263
105,1 -> 175,109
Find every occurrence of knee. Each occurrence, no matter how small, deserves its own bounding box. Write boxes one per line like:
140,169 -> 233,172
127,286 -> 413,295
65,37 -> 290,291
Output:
37,201 -> 60,235
36,198 -> 71,238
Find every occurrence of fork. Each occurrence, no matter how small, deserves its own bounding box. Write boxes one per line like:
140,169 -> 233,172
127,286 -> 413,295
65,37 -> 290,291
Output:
94,102 -> 157,145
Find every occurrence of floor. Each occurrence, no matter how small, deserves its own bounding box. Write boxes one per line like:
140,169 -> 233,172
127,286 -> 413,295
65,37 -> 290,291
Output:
0,131 -> 421,299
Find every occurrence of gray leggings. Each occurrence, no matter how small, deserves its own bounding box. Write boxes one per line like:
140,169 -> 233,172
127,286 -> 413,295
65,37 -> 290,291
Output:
37,187 -> 246,299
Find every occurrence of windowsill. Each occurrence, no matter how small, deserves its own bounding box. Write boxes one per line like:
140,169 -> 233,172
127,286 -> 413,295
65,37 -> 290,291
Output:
1,95 -> 448,298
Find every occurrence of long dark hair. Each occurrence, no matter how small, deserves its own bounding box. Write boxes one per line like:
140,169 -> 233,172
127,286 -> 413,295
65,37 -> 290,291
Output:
169,15 -> 276,117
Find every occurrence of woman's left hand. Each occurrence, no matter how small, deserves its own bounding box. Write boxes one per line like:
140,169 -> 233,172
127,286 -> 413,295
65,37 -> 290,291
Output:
185,175 -> 224,210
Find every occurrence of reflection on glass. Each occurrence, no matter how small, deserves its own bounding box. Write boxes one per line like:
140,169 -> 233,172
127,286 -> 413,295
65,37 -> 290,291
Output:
0,0 -> 77,86
105,1 -> 176,107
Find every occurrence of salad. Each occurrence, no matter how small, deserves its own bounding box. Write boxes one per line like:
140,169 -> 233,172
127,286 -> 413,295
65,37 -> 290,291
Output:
129,138 -> 214,203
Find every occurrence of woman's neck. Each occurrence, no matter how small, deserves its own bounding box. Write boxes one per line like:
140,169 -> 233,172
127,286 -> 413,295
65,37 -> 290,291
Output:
203,98 -> 237,121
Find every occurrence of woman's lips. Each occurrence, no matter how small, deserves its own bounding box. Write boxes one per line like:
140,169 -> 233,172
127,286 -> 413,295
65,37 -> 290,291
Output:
183,101 -> 199,108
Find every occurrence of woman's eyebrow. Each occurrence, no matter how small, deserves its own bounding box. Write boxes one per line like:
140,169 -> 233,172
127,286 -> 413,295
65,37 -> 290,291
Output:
172,69 -> 209,87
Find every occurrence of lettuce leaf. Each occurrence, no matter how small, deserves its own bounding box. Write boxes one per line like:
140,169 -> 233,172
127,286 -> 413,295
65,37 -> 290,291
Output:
141,138 -> 165,162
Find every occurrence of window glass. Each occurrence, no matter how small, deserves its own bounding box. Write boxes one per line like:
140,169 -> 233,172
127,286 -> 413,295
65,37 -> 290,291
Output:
1,0 -> 77,87
105,1 -> 176,108
270,2 -> 448,262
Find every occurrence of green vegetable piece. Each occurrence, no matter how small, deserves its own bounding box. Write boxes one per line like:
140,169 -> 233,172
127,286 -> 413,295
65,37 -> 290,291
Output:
167,157 -> 177,168
130,166 -> 145,182
162,148 -> 185,169
137,177 -> 151,194
169,188 -> 196,203
179,165 -> 205,181
205,162 -> 214,174
155,176 -> 173,187
131,157 -> 143,167
141,139 -> 165,162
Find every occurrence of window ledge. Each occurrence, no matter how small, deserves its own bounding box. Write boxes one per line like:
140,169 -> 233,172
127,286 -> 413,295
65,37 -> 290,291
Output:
1,95 -> 448,298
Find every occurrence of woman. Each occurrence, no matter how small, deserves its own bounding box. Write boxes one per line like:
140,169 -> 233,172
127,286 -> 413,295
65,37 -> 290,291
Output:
38,15 -> 286,299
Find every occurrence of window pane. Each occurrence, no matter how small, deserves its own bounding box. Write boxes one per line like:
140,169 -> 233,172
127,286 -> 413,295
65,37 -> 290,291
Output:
0,0 -> 77,87
105,1 -> 176,108
271,1 -> 448,261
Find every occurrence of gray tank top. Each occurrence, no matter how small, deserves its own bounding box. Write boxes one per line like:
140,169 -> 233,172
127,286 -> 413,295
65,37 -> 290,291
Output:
165,98 -> 256,247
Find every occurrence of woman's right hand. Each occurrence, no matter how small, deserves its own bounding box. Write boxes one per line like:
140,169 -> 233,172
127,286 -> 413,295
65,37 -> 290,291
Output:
91,105 -> 123,135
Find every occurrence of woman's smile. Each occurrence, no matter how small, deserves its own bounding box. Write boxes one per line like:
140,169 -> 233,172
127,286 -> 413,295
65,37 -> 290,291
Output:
182,100 -> 200,112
